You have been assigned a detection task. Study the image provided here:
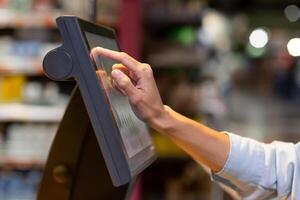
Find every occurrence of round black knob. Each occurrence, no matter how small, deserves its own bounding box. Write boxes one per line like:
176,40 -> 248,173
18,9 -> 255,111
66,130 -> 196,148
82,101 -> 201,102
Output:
43,49 -> 73,81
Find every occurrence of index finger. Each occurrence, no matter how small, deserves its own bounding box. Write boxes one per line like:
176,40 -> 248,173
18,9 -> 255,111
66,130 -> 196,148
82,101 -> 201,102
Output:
91,47 -> 141,73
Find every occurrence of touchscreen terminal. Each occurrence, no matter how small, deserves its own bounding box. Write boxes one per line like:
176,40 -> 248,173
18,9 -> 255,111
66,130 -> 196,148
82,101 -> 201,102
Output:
43,16 -> 157,186
78,19 -> 157,185
85,32 -> 153,160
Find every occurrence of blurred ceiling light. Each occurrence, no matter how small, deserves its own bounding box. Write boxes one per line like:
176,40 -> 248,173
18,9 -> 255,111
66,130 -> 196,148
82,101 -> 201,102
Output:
249,28 -> 269,48
198,10 -> 231,52
284,5 -> 300,22
287,38 -> 300,57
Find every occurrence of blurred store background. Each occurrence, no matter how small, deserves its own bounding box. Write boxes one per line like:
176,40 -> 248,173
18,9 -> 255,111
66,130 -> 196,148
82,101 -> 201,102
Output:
0,0 -> 299,199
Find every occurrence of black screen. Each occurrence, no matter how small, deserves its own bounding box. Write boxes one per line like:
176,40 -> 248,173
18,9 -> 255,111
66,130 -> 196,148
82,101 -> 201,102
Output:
84,31 -> 153,159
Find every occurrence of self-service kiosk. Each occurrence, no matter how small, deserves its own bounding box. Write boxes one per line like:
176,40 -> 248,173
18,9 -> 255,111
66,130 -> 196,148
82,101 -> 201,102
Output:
37,16 -> 157,200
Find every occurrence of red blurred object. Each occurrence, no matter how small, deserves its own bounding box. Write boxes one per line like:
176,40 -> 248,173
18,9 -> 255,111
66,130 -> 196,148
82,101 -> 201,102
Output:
130,176 -> 142,200
0,0 -> 8,7
277,49 -> 295,70
118,1 -> 143,199
118,0 -> 143,60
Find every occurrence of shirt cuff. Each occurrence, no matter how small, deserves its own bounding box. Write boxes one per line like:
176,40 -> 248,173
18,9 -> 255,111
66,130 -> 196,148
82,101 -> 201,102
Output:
212,132 -> 265,191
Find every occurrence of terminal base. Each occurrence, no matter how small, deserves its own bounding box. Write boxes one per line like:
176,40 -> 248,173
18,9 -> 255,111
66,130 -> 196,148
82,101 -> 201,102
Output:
37,87 -> 133,200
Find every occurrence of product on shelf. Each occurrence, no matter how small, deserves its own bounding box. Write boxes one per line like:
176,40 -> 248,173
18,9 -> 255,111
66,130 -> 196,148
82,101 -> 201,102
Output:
0,169 -> 42,200
3,124 -> 57,165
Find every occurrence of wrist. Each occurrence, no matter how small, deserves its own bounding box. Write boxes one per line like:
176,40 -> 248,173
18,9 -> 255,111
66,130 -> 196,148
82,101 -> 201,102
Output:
149,105 -> 174,133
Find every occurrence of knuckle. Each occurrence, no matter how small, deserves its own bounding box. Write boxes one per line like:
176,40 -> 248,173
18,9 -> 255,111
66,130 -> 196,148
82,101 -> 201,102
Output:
141,63 -> 153,76
112,64 -> 120,70
119,52 -> 128,61
143,63 -> 152,70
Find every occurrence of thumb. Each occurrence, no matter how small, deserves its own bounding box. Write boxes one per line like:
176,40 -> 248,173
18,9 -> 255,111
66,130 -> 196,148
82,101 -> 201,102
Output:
111,69 -> 136,96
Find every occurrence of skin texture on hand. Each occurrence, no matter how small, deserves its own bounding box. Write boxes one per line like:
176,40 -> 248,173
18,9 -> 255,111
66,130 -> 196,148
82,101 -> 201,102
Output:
91,47 -> 166,126
91,47 -> 230,172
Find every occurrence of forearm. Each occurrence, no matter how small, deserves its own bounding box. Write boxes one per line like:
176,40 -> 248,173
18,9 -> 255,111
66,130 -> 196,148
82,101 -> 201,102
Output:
150,105 -> 230,172
96,48 -> 230,172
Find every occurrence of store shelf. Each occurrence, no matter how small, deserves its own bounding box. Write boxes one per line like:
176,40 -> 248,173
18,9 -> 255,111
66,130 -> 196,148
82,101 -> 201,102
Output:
144,4 -> 203,27
0,68 -> 44,76
147,48 -> 205,68
0,10 -> 119,30
0,62 -> 43,76
97,17 -> 118,28
0,10 -> 59,29
0,103 -> 65,122
0,43 -> 60,76
0,158 -> 44,169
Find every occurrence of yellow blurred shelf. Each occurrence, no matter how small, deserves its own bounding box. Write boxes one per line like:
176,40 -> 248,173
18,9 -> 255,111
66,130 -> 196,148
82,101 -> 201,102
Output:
152,118 -> 203,159
152,131 -> 188,159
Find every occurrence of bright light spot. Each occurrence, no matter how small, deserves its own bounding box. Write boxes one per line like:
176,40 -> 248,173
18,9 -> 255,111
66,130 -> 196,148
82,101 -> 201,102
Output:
284,5 -> 300,22
287,38 -> 300,57
249,28 -> 269,48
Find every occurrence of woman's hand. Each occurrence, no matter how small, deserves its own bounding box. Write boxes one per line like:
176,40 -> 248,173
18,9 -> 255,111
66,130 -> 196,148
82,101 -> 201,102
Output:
91,47 -> 168,129
91,47 -> 230,172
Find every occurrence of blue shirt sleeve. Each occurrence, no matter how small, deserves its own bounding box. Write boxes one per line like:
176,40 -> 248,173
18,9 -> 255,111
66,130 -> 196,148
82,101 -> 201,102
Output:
212,132 -> 300,199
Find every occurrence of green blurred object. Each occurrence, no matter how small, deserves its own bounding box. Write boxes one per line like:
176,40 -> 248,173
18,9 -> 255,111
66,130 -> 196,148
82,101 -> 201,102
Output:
170,26 -> 197,46
10,0 -> 32,13
246,43 -> 267,58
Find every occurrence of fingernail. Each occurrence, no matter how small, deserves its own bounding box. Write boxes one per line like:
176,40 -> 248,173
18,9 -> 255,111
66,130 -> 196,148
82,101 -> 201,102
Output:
111,70 -> 122,78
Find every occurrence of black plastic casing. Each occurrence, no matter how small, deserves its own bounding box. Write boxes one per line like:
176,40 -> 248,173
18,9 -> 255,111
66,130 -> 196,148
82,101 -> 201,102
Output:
43,16 -> 156,186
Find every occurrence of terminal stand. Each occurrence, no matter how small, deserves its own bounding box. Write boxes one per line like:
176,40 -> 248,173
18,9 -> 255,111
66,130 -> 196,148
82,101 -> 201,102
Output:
37,16 -> 155,199
37,87 -> 134,200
